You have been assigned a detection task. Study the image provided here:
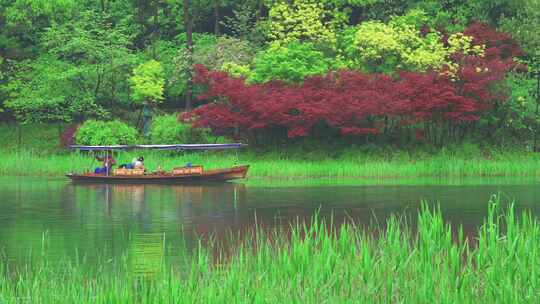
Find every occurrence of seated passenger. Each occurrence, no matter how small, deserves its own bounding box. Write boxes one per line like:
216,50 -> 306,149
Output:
119,158 -> 134,169
95,155 -> 116,174
133,156 -> 145,170
119,156 -> 145,170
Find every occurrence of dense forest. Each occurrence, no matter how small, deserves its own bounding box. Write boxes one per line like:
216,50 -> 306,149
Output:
0,0 -> 538,149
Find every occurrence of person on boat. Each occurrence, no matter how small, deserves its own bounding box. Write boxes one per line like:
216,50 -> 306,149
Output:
119,156 -> 145,170
118,162 -> 133,169
95,154 -> 116,174
133,156 -> 145,170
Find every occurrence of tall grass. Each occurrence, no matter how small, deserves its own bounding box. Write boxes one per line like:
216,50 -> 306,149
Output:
1,197 -> 540,303
1,149 -> 540,178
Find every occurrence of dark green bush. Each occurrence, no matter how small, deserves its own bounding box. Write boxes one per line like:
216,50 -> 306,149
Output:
151,114 -> 227,144
75,120 -> 139,145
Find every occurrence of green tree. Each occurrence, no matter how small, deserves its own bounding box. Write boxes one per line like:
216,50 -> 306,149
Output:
264,0 -> 337,48
194,36 -> 255,72
152,34 -> 215,105
42,10 -> 136,105
479,73 -> 539,144
499,0 -> 540,71
5,55 -> 108,123
248,41 -> 330,83
222,1 -> 265,45
146,40 -> 184,101
130,59 -> 165,136
4,10 -> 135,123
128,0 -> 183,48
130,60 -> 165,105
170,34 -> 255,98
183,0 -> 194,111
0,0 -> 78,60
0,55 -> 6,113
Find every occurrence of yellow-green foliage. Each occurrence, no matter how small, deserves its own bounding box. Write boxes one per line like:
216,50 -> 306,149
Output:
347,10 -> 485,73
129,60 -> 165,105
353,21 -> 446,72
221,62 -> 251,78
266,0 -> 337,47
443,33 -> 485,75
447,33 -> 484,56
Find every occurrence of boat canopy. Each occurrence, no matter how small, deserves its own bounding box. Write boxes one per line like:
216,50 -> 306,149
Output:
70,143 -> 247,151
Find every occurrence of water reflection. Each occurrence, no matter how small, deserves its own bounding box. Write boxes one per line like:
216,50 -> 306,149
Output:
2,177 -> 540,265
70,182 -> 248,233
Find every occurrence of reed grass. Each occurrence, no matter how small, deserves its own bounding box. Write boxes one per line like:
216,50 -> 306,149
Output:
1,149 -> 540,179
1,196 -> 539,303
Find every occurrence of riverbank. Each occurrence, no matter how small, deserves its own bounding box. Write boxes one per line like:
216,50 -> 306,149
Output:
1,199 -> 537,303
1,148 -> 540,179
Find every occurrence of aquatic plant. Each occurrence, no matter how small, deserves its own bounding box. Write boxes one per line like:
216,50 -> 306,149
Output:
1,197 -> 539,303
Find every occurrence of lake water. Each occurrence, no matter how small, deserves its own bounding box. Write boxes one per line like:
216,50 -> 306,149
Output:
1,176 -> 540,265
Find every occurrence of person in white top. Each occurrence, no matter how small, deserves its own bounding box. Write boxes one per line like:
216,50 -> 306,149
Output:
133,156 -> 144,170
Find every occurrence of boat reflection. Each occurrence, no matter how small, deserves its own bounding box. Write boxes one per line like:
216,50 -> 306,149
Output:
69,182 -> 248,233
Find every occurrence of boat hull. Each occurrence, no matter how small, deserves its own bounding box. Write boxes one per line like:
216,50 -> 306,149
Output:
66,165 -> 249,184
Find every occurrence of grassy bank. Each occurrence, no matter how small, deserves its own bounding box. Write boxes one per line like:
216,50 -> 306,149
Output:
1,148 -> 540,179
1,198 -> 539,303
2,123 -> 540,179
0,123 -> 63,153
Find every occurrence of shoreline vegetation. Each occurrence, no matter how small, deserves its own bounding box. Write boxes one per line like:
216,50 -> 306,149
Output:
1,148 -> 540,179
2,124 -> 540,180
1,198 -> 539,302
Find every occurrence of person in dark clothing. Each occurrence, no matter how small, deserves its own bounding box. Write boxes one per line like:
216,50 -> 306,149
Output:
95,154 -> 116,174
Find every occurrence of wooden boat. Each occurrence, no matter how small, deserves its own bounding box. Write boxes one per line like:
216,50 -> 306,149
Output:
67,165 -> 249,184
67,143 -> 249,184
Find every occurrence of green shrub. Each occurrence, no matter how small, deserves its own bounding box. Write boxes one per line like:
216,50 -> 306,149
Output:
75,120 -> 139,145
247,42 -> 330,84
151,114 -> 192,144
478,73 -> 538,144
502,73 -> 539,138
151,114 -> 228,144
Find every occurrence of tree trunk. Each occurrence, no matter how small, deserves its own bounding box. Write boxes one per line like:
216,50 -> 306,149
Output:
214,0 -> 220,35
110,60 -> 116,109
110,35 -> 116,109
153,1 -> 159,56
142,104 -> 153,137
257,0 -> 263,21
94,68 -> 102,99
183,0 -> 193,112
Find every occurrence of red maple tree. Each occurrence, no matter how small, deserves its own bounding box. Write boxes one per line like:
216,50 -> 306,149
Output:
189,24 -> 521,142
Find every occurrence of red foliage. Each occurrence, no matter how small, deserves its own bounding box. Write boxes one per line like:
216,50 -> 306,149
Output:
193,65 -> 399,137
191,64 -> 500,138
452,56 -> 510,109
190,24 -> 520,140
415,129 -> 425,140
393,72 -> 480,122
464,22 -> 525,61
